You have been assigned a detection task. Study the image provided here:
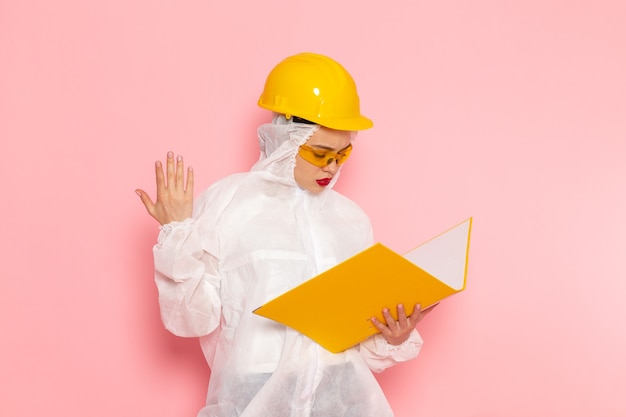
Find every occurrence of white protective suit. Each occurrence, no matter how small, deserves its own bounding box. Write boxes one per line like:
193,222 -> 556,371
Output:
153,115 -> 423,417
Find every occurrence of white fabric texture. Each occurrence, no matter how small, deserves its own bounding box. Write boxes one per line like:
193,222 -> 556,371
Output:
153,115 -> 423,417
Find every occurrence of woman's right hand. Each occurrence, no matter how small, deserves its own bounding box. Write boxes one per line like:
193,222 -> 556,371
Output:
135,151 -> 194,225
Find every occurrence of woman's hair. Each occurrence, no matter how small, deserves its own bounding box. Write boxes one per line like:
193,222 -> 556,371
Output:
291,116 -> 316,125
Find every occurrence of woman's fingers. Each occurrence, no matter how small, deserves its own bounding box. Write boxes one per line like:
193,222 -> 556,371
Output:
382,308 -> 397,328
175,154 -> 185,190
135,189 -> 156,217
408,304 -> 422,325
166,152 -> 193,194
371,302 -> 437,346
396,304 -> 408,324
370,316 -> 387,332
166,151 -> 175,189
410,303 -> 437,325
185,165 -> 194,196
156,152 -> 193,194
155,160 -> 166,196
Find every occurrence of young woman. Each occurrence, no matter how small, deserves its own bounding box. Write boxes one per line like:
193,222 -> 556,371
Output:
136,52 -> 432,417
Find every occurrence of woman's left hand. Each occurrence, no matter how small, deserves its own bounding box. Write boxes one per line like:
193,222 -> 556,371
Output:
371,303 -> 436,346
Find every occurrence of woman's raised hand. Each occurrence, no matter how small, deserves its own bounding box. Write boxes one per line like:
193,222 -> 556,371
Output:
136,151 -> 194,225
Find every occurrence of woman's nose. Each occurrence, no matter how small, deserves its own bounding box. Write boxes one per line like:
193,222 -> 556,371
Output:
323,160 -> 339,174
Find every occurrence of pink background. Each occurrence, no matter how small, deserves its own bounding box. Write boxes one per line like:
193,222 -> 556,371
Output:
2,1 -> 625,416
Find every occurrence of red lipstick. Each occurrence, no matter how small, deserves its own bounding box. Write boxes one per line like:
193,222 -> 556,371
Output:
316,178 -> 331,186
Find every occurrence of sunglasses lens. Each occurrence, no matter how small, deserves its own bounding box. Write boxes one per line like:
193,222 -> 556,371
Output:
298,145 -> 352,167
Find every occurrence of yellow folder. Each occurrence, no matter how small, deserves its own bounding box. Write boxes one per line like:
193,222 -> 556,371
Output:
253,218 -> 472,353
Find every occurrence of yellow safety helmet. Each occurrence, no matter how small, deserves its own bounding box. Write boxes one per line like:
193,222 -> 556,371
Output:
258,52 -> 373,131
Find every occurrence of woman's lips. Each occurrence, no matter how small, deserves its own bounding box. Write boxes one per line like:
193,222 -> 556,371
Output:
316,178 -> 331,186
